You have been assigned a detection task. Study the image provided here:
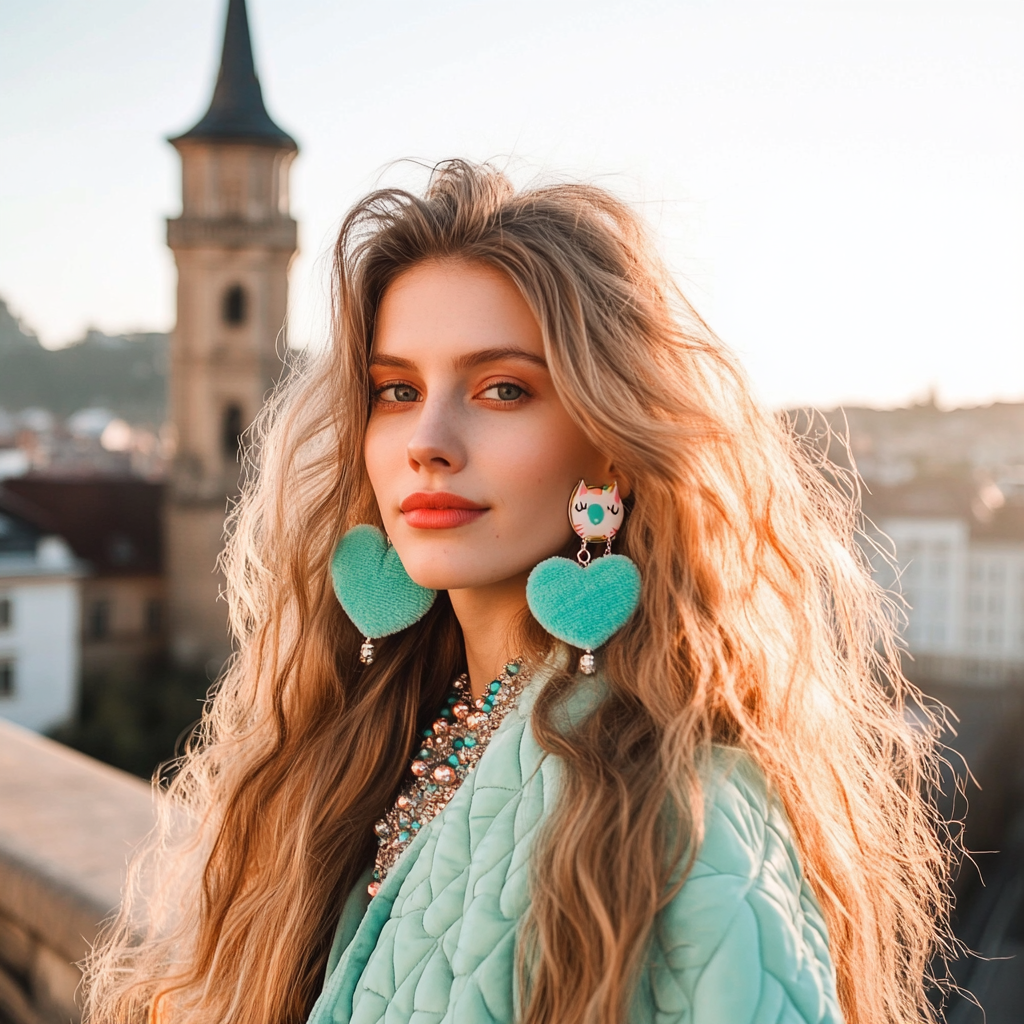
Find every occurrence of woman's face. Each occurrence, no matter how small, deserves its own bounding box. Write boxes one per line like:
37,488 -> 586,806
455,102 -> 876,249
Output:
364,259 -> 614,592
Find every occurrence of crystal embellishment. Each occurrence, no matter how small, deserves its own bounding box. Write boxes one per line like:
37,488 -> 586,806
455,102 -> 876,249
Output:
367,659 -> 530,896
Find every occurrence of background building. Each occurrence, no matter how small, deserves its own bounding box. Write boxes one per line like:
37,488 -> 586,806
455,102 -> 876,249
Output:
165,0 -> 298,670
0,490 -> 81,731
2,479 -> 165,685
865,476 -> 1024,685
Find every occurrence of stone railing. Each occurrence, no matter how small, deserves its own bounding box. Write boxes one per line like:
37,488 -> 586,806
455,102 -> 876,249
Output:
0,719 -> 154,1024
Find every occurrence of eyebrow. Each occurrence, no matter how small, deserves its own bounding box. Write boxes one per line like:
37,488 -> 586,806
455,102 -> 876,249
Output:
369,346 -> 548,372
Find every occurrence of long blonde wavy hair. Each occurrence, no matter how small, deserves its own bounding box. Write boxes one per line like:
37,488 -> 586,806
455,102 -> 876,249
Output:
85,160 -> 953,1024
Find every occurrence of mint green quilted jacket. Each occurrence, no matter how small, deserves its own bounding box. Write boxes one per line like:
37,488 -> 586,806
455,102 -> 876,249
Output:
308,682 -> 842,1024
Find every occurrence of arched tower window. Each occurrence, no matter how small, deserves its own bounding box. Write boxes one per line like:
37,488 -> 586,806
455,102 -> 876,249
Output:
223,284 -> 247,325
222,403 -> 244,460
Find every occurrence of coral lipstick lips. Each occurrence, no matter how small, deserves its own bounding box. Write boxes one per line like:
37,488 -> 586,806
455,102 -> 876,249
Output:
400,492 -> 488,529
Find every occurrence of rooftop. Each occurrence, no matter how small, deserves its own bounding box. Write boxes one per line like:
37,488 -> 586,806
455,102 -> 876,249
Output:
1,478 -> 164,577
170,0 -> 297,151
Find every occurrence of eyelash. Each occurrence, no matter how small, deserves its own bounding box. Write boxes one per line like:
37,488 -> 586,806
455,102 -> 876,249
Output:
373,382 -> 420,404
371,380 -> 531,405
479,380 -> 530,403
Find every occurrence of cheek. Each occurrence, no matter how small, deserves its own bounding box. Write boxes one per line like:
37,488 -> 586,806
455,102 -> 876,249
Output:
484,421 -> 595,540
363,419 -> 405,502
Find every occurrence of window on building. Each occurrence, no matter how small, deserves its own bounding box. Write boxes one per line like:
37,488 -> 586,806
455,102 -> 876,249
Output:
223,284 -> 247,325
222,403 -> 244,460
145,598 -> 163,636
0,595 -> 10,630
0,659 -> 13,698
87,599 -> 111,641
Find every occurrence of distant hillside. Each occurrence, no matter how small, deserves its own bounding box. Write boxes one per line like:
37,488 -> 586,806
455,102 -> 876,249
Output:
0,297 -> 168,423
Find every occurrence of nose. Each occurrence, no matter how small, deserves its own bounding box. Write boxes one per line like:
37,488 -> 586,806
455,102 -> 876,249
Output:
406,393 -> 467,474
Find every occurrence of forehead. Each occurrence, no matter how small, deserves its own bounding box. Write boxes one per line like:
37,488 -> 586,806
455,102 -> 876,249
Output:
373,260 -> 543,359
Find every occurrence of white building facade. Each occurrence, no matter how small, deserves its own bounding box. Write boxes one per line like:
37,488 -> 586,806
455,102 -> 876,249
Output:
874,513 -> 1024,682
0,537 -> 81,731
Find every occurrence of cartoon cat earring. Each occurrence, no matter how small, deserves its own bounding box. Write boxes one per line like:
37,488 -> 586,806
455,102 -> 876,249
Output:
330,524 -> 437,663
526,481 -> 641,675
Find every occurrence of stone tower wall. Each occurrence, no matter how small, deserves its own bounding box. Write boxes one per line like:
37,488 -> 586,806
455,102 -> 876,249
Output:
166,141 -> 296,668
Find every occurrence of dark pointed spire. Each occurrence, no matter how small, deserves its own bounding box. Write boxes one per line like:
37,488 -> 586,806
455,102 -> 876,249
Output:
172,0 -> 296,150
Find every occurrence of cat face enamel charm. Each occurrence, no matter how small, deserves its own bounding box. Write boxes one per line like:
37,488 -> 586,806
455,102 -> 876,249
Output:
568,480 -> 625,544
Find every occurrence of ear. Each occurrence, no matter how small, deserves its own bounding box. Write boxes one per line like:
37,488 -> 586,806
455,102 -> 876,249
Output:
610,482 -> 622,504
576,479 -> 589,498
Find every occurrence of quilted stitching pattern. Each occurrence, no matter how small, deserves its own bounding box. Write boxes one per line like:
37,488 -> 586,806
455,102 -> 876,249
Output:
307,708 -> 842,1024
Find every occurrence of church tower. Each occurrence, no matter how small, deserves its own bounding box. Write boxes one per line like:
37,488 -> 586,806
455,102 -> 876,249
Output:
166,0 -> 297,668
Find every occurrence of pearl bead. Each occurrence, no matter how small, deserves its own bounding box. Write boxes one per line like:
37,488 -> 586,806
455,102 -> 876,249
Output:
579,651 -> 596,675
410,760 -> 429,777
374,821 -> 390,838
433,765 -> 455,784
433,719 -> 449,736
465,712 -> 486,729
367,881 -> 381,897
396,795 -> 411,810
452,702 -> 470,720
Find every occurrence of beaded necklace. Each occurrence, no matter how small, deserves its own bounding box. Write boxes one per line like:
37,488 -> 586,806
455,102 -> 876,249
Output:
368,659 -> 530,896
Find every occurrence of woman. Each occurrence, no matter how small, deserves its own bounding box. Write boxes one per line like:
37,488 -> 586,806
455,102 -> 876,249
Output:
86,161 -> 951,1024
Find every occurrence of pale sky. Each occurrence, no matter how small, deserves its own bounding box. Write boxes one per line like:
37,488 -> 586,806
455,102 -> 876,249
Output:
0,0 -> 1021,410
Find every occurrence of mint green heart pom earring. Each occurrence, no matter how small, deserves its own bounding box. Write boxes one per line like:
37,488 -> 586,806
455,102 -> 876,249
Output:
330,524 -> 437,663
526,480 -> 641,675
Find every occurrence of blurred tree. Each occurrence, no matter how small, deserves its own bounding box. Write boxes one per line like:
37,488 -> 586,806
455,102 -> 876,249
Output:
0,295 -> 168,423
50,664 -> 212,780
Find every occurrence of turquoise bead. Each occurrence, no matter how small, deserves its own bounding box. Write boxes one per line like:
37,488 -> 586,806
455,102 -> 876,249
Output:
426,784 -> 438,793
411,821 -> 421,830
481,701 -> 493,713
416,748 -> 432,761
489,680 -> 502,694
398,830 -> 410,843
440,708 -> 451,718
506,663 -> 519,674
423,728 -> 434,737
447,695 -> 458,705
373,869 -> 381,881
447,754 -> 460,767
463,736 -> 477,748
453,738 -> 464,750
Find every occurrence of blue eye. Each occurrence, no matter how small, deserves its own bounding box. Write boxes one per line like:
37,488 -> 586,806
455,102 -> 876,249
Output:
482,382 -> 525,402
377,384 -> 420,403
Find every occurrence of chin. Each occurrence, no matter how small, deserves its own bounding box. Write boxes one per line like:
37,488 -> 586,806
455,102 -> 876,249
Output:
400,552 -> 524,592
